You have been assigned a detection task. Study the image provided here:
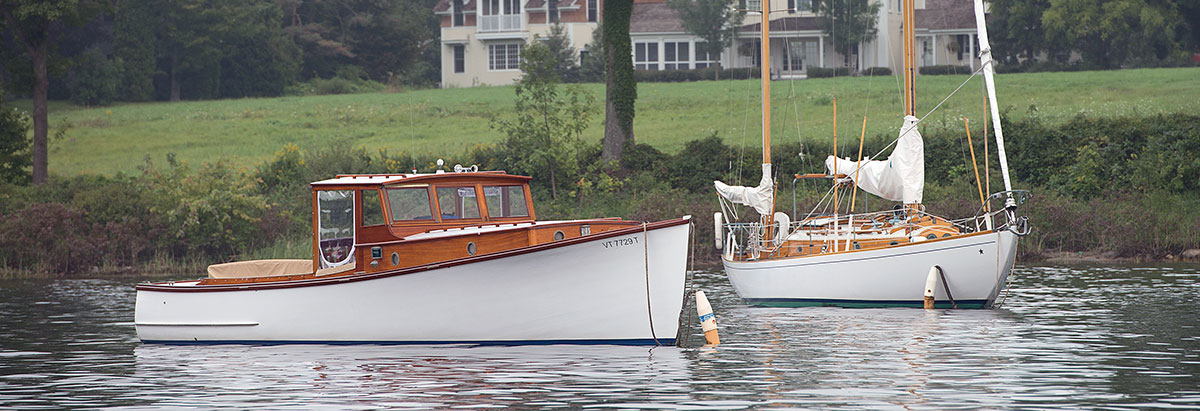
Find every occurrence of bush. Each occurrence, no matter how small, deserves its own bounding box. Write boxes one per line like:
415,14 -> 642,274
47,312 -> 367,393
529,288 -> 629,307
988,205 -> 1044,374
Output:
861,67 -> 892,76
69,47 -> 121,106
807,67 -> 851,78
0,103 -> 31,185
918,65 -> 972,75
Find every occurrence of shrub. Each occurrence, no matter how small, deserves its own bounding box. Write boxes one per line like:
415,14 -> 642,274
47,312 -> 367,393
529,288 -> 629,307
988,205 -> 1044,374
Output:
861,67 -> 892,76
0,103 -> 31,185
918,65 -> 972,75
69,47 -> 121,106
807,67 -> 851,78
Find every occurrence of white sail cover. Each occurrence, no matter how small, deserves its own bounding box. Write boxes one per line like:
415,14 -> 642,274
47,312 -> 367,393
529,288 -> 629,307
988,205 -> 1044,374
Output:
715,163 -> 774,215
825,115 -> 924,204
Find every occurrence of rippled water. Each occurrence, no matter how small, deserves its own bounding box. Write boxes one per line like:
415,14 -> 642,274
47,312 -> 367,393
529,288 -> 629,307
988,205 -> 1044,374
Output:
2,264 -> 1199,409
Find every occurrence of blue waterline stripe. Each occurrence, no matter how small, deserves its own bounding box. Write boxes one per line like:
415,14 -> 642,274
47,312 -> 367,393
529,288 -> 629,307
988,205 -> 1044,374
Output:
140,338 -> 676,347
743,298 -> 990,309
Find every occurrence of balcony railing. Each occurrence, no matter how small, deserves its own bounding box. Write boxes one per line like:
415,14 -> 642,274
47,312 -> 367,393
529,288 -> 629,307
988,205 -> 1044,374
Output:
479,14 -> 522,32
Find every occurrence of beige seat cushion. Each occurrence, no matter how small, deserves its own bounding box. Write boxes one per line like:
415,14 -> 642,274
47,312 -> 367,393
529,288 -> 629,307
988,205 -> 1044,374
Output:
207,259 -> 314,279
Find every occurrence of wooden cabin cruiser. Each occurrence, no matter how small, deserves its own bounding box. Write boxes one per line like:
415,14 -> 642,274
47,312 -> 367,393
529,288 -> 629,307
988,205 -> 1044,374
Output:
135,169 -> 691,345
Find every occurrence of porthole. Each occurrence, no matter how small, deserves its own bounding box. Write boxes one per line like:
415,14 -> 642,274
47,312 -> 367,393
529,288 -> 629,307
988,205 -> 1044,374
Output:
466,242 -> 477,256
391,252 -> 400,267
926,234 -> 937,240
942,233 -> 952,238
889,241 -> 899,246
853,242 -> 861,250
797,246 -> 804,254
554,230 -> 565,241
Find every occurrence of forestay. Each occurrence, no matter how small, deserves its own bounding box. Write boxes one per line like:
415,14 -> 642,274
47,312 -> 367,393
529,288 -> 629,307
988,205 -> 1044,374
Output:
824,115 -> 924,204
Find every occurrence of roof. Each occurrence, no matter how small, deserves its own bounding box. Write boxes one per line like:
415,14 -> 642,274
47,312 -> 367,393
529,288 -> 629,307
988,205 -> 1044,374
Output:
915,0 -> 977,31
630,2 -> 684,33
741,16 -> 822,32
433,0 -> 476,14
310,172 -> 530,187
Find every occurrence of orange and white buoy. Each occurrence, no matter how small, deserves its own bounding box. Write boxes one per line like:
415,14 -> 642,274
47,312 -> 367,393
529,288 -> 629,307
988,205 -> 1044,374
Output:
695,290 -> 720,345
924,266 -> 939,309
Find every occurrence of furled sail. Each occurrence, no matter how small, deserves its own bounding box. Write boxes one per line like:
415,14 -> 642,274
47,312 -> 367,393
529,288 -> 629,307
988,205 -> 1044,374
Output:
824,115 -> 924,204
714,163 -> 774,215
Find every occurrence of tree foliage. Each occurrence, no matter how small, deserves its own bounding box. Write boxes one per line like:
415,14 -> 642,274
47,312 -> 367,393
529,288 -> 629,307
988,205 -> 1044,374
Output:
0,100 -> 32,185
813,0 -> 880,69
491,43 -> 597,200
667,0 -> 744,76
1042,0 -> 1188,68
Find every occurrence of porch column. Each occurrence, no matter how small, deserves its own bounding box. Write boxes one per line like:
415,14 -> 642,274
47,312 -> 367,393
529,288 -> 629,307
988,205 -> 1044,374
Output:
968,34 -> 975,70
931,36 -> 938,66
818,36 -> 825,67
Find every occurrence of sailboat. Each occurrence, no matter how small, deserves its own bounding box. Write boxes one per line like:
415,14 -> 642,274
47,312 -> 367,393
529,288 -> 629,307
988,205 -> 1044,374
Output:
714,0 -> 1029,308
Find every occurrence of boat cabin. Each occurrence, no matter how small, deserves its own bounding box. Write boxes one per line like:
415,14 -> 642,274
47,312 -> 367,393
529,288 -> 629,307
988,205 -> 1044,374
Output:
201,171 -> 639,284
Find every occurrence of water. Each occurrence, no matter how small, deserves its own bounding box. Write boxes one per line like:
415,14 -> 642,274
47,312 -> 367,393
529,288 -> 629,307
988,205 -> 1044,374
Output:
2,264 -> 1198,409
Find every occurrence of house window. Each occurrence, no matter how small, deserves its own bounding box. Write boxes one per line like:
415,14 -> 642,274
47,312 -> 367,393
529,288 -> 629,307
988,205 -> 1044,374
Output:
664,42 -> 689,70
452,0 -> 465,26
694,42 -> 714,68
549,0 -> 559,23
635,42 -> 659,70
956,35 -> 967,60
788,0 -> 794,13
587,0 -> 598,22
453,45 -> 465,73
488,43 -> 522,71
579,49 -> 589,65
745,0 -> 761,11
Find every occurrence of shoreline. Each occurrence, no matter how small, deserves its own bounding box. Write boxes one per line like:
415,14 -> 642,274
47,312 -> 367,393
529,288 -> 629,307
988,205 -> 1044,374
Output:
5,251 -> 1198,280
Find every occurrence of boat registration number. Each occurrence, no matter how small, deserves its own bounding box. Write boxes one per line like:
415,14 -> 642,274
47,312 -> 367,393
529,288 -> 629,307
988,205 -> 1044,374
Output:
602,236 -> 639,249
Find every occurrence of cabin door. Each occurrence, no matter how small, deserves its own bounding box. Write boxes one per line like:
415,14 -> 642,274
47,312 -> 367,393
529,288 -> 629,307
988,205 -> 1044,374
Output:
317,190 -> 356,269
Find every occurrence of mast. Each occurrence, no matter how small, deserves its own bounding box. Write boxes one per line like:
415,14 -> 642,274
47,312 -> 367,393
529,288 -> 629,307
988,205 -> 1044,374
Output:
972,0 -> 1015,207
902,0 -> 916,116
761,0 -> 771,165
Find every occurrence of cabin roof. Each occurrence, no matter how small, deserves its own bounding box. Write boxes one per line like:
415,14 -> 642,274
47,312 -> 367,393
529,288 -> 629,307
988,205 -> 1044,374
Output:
310,171 -> 530,187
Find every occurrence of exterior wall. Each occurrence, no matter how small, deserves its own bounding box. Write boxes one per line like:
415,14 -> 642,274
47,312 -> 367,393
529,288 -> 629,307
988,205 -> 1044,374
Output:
440,15 -> 598,88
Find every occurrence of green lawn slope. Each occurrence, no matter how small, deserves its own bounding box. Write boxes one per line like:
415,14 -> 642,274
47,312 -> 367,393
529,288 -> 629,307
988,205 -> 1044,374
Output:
23,67 -> 1200,176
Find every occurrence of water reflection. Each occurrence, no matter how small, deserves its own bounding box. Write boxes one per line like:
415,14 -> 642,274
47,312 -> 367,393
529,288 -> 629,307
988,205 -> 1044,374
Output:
1,265 -> 1198,409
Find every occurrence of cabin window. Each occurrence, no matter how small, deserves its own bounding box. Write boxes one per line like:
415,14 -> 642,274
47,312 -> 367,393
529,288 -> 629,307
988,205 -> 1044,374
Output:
436,186 -> 481,220
317,190 -> 355,268
362,189 -> 385,226
386,187 -> 434,221
483,185 -> 529,218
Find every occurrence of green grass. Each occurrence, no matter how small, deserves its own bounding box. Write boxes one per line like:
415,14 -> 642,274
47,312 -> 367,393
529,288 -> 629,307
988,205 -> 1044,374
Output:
16,67 -> 1200,176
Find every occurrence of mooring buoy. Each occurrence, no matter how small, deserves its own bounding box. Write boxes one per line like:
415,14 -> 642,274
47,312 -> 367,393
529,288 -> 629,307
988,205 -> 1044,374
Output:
695,290 -> 720,345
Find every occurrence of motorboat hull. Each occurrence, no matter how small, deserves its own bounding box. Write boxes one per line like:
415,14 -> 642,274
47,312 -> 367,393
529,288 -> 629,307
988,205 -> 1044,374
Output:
135,219 -> 691,344
723,230 -> 1017,308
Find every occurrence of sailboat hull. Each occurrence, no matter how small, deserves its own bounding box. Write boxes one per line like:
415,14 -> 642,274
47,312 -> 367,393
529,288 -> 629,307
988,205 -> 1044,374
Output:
723,230 -> 1018,308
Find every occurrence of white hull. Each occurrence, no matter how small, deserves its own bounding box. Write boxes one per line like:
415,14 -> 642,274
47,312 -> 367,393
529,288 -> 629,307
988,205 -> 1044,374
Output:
136,220 -> 691,344
724,230 -> 1017,308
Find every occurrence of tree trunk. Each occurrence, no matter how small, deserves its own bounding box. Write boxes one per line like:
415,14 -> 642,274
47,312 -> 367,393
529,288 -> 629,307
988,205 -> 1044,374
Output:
31,43 -> 49,184
170,48 -> 181,102
601,0 -> 635,164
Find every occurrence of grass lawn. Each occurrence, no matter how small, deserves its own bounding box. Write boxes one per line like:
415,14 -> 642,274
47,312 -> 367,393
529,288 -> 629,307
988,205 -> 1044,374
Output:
17,66 -> 1200,176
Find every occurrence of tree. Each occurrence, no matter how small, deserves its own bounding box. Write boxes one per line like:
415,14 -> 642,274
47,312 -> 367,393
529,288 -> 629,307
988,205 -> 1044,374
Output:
112,0 -> 156,101
537,23 -> 581,83
491,43 -> 596,200
1043,0 -> 1187,68
813,0 -> 880,70
1,0 -> 105,184
988,0 -> 1051,64
667,0 -> 744,79
601,0 -> 636,163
